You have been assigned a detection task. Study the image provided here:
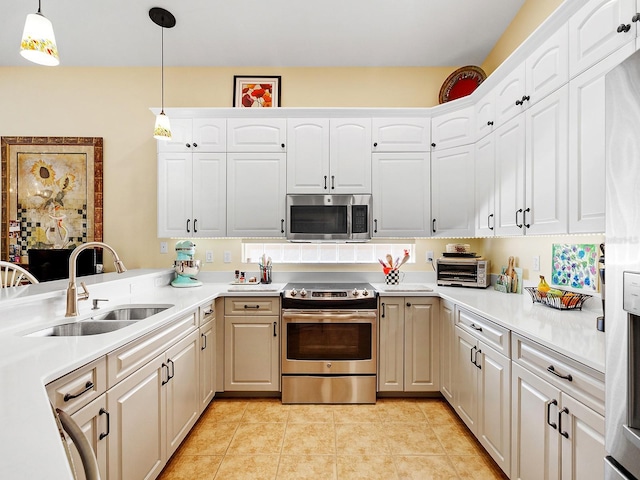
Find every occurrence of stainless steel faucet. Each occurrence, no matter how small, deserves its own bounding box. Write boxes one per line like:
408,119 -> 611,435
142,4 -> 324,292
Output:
65,242 -> 127,317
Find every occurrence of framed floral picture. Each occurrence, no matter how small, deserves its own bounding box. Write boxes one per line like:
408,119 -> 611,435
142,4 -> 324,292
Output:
233,75 -> 281,108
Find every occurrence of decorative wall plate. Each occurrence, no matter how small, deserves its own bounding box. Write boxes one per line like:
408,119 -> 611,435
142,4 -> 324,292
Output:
438,65 -> 487,104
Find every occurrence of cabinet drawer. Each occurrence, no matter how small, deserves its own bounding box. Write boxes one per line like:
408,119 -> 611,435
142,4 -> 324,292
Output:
107,312 -> 197,388
512,333 -> 604,415
455,307 -> 510,357
200,300 -> 216,326
47,356 -> 107,414
224,297 -> 280,315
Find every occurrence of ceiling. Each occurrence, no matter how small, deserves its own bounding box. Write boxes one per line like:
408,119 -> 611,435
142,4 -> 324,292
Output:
1,0 -> 526,68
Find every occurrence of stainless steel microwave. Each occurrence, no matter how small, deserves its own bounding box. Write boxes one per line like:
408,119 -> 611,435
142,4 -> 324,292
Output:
286,194 -> 372,242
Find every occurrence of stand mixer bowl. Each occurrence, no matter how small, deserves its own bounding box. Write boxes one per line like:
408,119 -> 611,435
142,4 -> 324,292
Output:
174,259 -> 201,276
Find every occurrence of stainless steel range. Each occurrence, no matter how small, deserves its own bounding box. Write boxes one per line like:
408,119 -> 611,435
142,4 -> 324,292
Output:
281,282 -> 377,404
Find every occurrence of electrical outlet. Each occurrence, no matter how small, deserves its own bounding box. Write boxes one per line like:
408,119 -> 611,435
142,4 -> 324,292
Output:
426,250 -> 434,262
223,251 -> 232,263
160,242 -> 168,254
205,251 -> 214,263
533,255 -> 540,271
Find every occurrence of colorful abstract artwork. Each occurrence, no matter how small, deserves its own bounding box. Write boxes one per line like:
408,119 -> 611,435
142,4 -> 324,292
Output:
233,76 -> 281,108
551,243 -> 598,291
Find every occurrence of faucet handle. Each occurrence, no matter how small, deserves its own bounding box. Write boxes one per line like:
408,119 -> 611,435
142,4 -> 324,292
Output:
78,282 -> 90,302
92,298 -> 109,310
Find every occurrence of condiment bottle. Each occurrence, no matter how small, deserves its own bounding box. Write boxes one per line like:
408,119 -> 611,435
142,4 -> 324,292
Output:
235,270 -> 240,282
239,271 -> 245,283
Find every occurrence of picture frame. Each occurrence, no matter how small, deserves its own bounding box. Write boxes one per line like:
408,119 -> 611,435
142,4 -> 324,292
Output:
1,136 -> 103,264
233,75 -> 281,108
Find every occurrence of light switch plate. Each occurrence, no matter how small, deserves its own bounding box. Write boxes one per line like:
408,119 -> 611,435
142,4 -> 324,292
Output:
205,251 -> 214,263
533,255 -> 540,271
223,251 -> 232,263
160,242 -> 168,254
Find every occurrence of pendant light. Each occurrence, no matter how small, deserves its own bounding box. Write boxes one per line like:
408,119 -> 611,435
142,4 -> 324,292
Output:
20,0 -> 59,66
150,7 -> 176,141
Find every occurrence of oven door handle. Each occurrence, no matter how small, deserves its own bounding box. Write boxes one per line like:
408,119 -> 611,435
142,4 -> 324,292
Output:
282,311 -> 378,321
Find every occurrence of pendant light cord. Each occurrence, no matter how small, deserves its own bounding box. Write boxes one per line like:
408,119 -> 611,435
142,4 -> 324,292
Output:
37,0 -> 42,14
160,25 -> 165,114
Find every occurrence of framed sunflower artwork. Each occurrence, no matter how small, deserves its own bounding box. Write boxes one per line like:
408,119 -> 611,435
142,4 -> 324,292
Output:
233,75 -> 281,108
1,137 -> 103,264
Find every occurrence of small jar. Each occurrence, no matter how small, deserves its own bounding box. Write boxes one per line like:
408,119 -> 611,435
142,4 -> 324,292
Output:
234,270 -> 240,282
239,271 -> 245,283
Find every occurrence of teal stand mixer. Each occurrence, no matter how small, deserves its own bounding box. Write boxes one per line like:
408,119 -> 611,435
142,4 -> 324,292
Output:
171,240 -> 203,288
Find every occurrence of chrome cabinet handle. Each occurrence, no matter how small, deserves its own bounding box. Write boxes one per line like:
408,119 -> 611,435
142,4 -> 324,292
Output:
516,209 -> 523,228
559,407 -> 569,438
546,399 -> 558,429
64,381 -> 94,402
547,365 -> 573,381
99,408 -> 110,440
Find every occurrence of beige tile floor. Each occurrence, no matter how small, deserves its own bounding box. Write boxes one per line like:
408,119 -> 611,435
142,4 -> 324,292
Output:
158,397 -> 509,480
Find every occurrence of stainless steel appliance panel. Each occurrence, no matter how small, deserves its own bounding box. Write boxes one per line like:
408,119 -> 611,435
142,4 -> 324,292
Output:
281,375 -> 377,404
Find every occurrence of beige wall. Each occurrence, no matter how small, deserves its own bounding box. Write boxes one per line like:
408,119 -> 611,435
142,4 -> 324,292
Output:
482,0 -> 565,75
0,1 -> 574,280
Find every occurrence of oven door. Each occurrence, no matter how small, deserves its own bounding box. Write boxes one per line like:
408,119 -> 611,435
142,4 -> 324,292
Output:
282,310 -> 377,375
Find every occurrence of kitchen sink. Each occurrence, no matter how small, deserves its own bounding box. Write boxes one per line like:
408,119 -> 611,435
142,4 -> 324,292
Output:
25,304 -> 173,337
27,320 -> 138,337
90,305 -> 172,321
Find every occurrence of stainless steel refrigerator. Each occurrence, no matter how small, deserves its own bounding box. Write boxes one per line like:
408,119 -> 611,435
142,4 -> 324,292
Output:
604,49 -> 640,480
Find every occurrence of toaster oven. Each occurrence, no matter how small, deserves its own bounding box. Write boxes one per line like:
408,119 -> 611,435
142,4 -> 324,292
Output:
436,258 -> 490,288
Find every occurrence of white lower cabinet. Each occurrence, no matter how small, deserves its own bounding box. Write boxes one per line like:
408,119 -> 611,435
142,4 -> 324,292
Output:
439,299 -> 455,403
107,328 -> 200,480
224,297 -> 280,392
198,316 -> 216,413
453,317 -> 511,477
378,297 -> 439,392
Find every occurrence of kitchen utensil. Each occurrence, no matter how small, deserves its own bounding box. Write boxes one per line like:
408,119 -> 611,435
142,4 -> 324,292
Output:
386,254 -> 394,268
171,240 -> 203,288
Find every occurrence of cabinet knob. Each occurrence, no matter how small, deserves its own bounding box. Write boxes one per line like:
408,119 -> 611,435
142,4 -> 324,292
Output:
185,143 -> 191,148
373,142 -> 378,147
633,13 -> 640,23
406,302 -> 411,307
617,23 -> 632,33
431,142 -> 436,148
192,142 -> 198,148
281,143 -> 285,148
487,121 -> 494,126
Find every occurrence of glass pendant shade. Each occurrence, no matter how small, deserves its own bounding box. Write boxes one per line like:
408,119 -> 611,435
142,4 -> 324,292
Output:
154,112 -> 172,140
20,12 -> 59,66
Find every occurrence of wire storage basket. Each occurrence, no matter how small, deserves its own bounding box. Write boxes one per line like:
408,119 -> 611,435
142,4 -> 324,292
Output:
525,287 -> 592,311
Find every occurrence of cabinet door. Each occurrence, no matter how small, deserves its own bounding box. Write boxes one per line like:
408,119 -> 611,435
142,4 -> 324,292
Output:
495,115 -> 526,236
286,118 -> 330,193
439,300 -> 455,404
431,145 -> 475,237
192,118 -> 226,152
68,395 -> 108,480
404,298 -> 439,392
495,63 -> 527,126
569,51 -> 625,233
372,117 -> 431,152
192,153 -> 226,237
560,393 -> 605,480
107,354 -> 166,480
569,0 -> 637,77
431,106 -> 475,150
227,153 -> 286,237
227,118 -> 287,152
377,298 -> 404,392
525,23 -> 569,105
511,363 -> 561,480
525,85 -> 569,235
453,326 -> 479,434
199,319 -> 216,413
157,118 -> 192,153
477,343 -> 511,477
475,134 -> 496,236
224,315 -> 280,391
475,91 -> 495,141
329,118 -> 372,193
371,152 -> 431,237
157,152 -> 192,237
165,330 -> 200,458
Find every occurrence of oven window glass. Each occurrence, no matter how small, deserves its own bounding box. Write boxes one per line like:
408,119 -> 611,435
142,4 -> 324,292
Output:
289,205 -> 347,234
437,263 -> 479,282
287,323 -> 372,360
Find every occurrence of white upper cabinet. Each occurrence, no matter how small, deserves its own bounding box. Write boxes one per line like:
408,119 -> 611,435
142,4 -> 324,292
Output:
431,144 -> 475,238
227,153 -> 286,237
525,23 -> 570,104
475,91 -> 496,141
329,118 -> 372,193
431,106 -> 475,150
475,134 -> 496,237
372,117 -> 431,152
158,118 -> 226,153
372,152 -> 431,237
569,0 -> 637,78
227,118 -> 287,153
286,118 -> 330,193
494,63 -> 527,127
